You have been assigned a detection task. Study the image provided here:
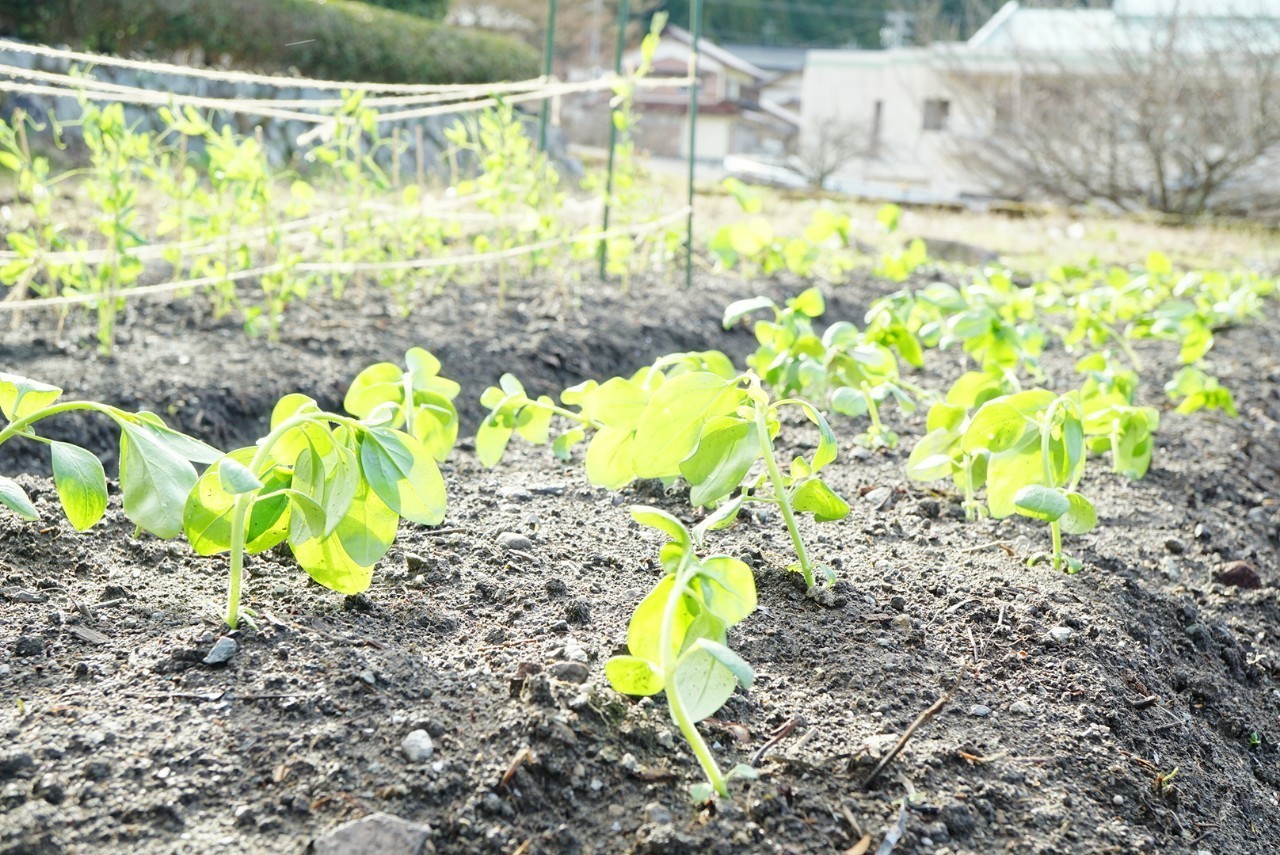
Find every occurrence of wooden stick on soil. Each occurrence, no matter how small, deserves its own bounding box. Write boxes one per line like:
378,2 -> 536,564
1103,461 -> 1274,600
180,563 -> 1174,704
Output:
858,692 -> 952,789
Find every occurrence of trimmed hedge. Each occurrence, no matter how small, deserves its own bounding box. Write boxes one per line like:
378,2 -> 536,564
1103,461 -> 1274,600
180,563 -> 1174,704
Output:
0,0 -> 538,84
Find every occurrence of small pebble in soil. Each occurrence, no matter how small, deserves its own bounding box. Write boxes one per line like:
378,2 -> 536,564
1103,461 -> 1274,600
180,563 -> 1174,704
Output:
1047,626 -> 1074,645
1009,700 -> 1034,715
1164,537 -> 1186,554
564,600 -> 591,624
544,578 -> 568,597
497,532 -> 534,552
13,636 -> 43,657
548,662 -> 590,684
202,636 -> 237,666
1161,557 -> 1181,581
401,730 -> 434,763
969,704 -> 992,717
643,802 -> 672,825
1214,561 -> 1262,590
1112,795 -> 1125,806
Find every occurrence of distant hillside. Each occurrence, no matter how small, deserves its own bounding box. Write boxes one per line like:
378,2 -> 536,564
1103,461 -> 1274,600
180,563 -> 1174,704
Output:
0,0 -> 539,84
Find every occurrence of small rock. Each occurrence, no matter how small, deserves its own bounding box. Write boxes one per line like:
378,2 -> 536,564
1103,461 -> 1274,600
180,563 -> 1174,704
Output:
1215,561 -> 1262,590
13,636 -> 43,657
544,578 -> 568,597
643,801 -> 672,825
202,636 -> 237,666
1112,794 -> 1125,806
1046,626 -> 1074,645
1164,537 -> 1186,555
312,812 -> 431,855
357,669 -> 378,687
548,662 -> 590,684
864,487 -> 893,509
405,552 -> 429,572
1009,700 -> 1033,715
497,532 -> 533,552
1247,506 -> 1268,524
34,776 -> 65,806
401,730 -> 434,763
1161,557 -> 1181,581
1194,523 -> 1210,541
561,639 -> 588,663
564,600 -> 591,624
233,804 -> 256,827
969,704 -> 992,717
498,486 -> 532,502
0,752 -> 35,781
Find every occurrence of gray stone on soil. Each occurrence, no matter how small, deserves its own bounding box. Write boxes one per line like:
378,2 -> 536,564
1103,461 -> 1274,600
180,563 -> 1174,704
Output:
13,636 -> 43,657
969,704 -> 992,717
312,812 -> 432,855
1046,626 -> 1074,644
643,801 -> 672,825
401,729 -> 434,763
202,636 -> 237,665
548,662 -> 590,684
497,532 -> 534,552
0,751 -> 35,781
1009,700 -> 1034,715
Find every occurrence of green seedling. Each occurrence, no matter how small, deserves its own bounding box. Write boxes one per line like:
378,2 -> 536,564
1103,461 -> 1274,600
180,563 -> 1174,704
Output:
1076,353 -> 1159,478
479,353 -> 848,588
605,506 -> 759,800
343,346 -> 460,461
905,368 -> 1017,519
0,372 -> 220,536
186,350 -> 454,628
968,390 -> 1096,572
1164,366 -> 1238,417
724,287 -> 925,449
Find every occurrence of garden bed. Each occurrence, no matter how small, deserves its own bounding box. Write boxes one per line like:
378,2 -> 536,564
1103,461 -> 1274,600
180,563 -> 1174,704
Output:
2,272 -> 1278,854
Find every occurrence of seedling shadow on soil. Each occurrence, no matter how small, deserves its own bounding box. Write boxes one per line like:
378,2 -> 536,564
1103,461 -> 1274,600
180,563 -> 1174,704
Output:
2,273 -> 1279,854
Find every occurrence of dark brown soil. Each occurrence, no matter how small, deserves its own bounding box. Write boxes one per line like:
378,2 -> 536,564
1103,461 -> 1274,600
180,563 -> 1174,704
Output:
1,271 -> 1278,855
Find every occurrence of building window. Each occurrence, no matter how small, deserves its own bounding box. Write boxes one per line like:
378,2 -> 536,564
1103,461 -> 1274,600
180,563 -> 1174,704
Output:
923,98 -> 950,131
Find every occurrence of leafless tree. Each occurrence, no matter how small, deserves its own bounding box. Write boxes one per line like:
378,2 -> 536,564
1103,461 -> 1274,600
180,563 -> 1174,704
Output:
944,4 -> 1280,217
790,114 -> 873,190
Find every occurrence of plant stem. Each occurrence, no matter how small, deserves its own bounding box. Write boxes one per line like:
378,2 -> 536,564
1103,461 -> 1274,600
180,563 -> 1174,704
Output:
0,401 -> 117,448
861,382 -> 884,434
659,552 -> 727,797
222,411 -> 319,628
754,404 -> 815,588
1051,520 -> 1063,571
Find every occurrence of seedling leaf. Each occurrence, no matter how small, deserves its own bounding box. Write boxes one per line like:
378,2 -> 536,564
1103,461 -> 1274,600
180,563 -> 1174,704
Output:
360,427 -> 446,526
118,420 -> 199,539
792,478 -> 850,522
1013,484 -> 1069,522
0,475 -> 38,520
632,373 -> 740,479
1060,491 -> 1097,535
605,655 -> 664,696
0,372 -> 62,421
49,442 -> 108,530
681,417 -> 760,507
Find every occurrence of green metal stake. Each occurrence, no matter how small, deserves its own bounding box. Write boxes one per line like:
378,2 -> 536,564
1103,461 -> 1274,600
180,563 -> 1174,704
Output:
684,0 -> 703,290
538,0 -> 559,152
598,0 -> 631,279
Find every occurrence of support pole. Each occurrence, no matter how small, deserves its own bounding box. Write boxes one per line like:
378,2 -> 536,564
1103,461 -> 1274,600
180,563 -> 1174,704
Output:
684,0 -> 703,290
598,0 -> 631,279
538,0 -> 559,152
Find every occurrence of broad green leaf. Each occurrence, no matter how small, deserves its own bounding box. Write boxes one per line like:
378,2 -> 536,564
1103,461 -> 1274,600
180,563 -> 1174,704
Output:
128,413 -> 222,464
476,414 -> 515,467
343,361 -> 403,419
690,638 -> 755,690
49,442 -> 108,530
692,555 -> 756,626
605,655 -> 664,696
792,478 -> 850,522
673,645 -> 738,723
628,575 -> 694,663
963,401 -> 1025,454
791,287 -> 825,318
283,488 -> 328,545
289,527 -> 375,595
334,478 -> 399,566
581,377 -> 650,431
515,396 -> 555,444
693,492 -> 746,540
359,427 -> 446,526
584,425 -> 637,490
830,386 -> 869,418
722,296 -> 776,328
926,401 -> 966,433
552,428 -> 586,460
631,373 -> 740,479
1060,491 -> 1097,535
118,421 -> 198,539
631,505 -> 691,548
217,457 -> 263,495
906,429 -> 956,482
410,392 -> 458,461
1013,484 -> 1069,522
986,434 -> 1044,518
0,475 -> 38,520
0,372 -> 62,422
680,417 -> 759,507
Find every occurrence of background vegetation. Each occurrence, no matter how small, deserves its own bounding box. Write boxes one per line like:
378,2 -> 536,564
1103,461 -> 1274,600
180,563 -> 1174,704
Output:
0,0 -> 537,84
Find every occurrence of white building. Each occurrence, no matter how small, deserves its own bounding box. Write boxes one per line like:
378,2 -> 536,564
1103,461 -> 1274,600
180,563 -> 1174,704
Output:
801,0 -> 1280,204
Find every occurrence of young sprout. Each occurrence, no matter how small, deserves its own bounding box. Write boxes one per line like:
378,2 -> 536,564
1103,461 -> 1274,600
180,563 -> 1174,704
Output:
605,507 -> 759,800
